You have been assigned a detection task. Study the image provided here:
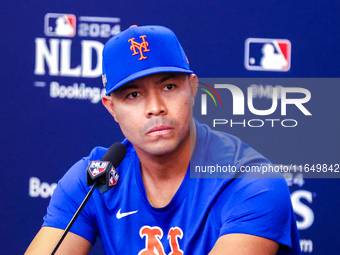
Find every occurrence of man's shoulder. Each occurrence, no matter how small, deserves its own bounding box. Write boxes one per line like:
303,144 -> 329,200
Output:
66,146 -> 108,174
196,120 -> 242,144
58,145 -> 127,180
56,144 -> 137,196
194,121 -> 269,165
87,146 -> 109,160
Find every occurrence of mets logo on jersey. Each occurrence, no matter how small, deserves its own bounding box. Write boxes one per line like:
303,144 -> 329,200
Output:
138,226 -> 184,255
88,161 -> 108,177
44,13 -> 76,37
128,35 -> 150,60
244,38 -> 291,71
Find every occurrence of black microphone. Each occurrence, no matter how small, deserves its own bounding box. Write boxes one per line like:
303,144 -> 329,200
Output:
87,142 -> 127,193
51,142 -> 127,255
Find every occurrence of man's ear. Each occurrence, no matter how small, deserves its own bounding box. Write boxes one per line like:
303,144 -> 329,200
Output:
189,74 -> 198,106
102,95 -> 119,123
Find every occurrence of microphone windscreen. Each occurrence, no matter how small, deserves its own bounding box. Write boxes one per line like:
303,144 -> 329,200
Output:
101,142 -> 127,168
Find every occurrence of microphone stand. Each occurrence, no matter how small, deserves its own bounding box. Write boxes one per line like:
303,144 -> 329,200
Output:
50,181 -> 97,255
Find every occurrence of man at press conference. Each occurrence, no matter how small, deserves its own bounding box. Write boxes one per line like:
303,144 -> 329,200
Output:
25,25 -> 301,254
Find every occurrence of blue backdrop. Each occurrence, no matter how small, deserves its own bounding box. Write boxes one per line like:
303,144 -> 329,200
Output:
1,1 -> 339,254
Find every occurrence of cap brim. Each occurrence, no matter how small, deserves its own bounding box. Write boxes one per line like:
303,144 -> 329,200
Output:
105,66 -> 193,95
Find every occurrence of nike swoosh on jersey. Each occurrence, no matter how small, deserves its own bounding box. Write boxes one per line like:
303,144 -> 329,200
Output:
116,208 -> 138,219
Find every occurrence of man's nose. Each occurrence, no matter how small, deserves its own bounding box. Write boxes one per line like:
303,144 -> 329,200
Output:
145,92 -> 167,117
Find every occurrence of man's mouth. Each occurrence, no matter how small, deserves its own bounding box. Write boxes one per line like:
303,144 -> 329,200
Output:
147,125 -> 173,136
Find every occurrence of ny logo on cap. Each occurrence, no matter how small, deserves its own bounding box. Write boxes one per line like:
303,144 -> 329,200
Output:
128,35 -> 150,60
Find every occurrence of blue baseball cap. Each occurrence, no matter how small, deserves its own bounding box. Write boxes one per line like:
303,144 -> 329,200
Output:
102,25 -> 193,95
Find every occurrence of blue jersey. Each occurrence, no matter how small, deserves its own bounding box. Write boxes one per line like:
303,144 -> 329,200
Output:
43,121 -> 301,254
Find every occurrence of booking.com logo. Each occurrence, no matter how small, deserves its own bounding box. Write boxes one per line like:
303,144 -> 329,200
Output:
198,82 -> 223,115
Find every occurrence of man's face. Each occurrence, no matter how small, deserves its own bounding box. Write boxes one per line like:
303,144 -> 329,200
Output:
103,73 -> 198,157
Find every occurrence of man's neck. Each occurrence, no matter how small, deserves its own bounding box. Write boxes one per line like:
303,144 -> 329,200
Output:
135,120 -> 197,207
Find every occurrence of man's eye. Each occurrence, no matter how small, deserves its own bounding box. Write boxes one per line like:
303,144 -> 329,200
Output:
127,92 -> 139,98
164,84 -> 175,90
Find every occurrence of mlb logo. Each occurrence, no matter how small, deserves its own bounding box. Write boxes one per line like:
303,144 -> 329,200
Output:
245,38 -> 291,71
44,13 -> 76,37
89,161 -> 108,177
109,168 -> 119,186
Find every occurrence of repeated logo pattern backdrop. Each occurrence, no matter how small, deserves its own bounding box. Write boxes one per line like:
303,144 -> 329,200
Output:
1,1 -> 339,254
